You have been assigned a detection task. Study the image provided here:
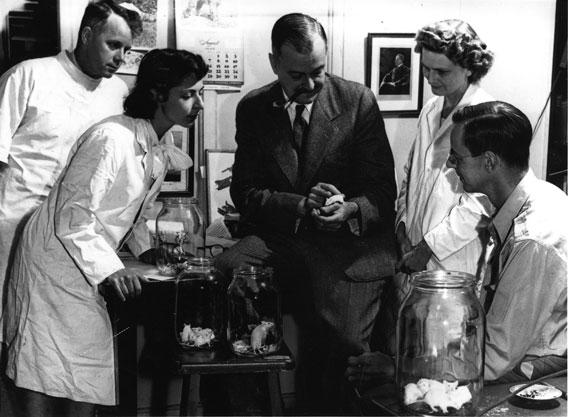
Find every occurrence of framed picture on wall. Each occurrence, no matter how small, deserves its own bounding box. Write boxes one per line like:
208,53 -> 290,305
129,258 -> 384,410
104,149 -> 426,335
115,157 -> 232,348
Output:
206,150 -> 237,224
160,124 -> 196,194
117,48 -> 147,75
366,33 -> 423,117
127,0 -> 168,49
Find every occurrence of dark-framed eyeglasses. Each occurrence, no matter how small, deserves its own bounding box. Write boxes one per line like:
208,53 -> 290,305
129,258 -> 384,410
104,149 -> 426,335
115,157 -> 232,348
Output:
447,150 -> 483,165
202,244 -> 226,258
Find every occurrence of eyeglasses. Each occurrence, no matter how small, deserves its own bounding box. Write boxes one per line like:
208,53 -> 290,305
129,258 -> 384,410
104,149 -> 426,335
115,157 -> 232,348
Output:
447,150 -> 482,165
200,243 -> 225,258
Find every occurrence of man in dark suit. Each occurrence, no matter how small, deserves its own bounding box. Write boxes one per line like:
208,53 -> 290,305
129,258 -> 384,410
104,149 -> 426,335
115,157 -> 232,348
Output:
214,12 -> 397,414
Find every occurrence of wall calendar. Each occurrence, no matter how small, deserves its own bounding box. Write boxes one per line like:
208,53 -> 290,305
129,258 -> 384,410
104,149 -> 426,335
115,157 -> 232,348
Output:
174,0 -> 244,86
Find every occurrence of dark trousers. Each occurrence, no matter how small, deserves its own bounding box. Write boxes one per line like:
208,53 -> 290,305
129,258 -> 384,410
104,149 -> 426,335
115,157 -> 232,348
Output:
209,231 -> 385,415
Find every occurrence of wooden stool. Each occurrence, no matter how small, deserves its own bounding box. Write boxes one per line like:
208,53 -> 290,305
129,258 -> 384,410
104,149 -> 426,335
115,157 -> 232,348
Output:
171,342 -> 295,416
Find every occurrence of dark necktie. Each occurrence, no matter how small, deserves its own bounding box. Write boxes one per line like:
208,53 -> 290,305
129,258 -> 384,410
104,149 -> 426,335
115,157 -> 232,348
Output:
293,104 -> 308,152
482,225 -> 501,312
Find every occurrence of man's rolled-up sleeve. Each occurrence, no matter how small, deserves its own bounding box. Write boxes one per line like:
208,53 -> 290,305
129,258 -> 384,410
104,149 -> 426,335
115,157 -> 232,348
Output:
424,192 -> 492,261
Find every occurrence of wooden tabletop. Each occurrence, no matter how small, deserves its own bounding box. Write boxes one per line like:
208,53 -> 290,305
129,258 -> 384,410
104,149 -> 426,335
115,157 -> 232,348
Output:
172,342 -> 295,375
355,376 -> 567,416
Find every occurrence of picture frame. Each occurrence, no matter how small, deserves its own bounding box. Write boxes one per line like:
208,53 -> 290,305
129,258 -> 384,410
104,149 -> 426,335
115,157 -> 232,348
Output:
117,48 -> 148,75
206,150 -> 236,224
366,33 -> 424,117
129,0 -> 168,49
116,0 -> 168,75
160,124 -> 196,194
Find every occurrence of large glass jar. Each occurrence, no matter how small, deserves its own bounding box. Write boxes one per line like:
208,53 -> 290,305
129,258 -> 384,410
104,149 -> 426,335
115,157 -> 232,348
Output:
174,257 -> 225,352
155,197 -> 204,276
396,270 -> 485,416
227,266 -> 282,356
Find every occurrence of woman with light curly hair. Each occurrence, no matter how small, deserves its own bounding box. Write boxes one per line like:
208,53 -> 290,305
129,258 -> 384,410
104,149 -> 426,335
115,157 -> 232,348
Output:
395,19 -> 495,277
352,21 -> 496,370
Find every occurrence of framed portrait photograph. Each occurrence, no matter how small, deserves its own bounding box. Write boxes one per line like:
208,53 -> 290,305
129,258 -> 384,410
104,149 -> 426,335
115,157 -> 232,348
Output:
206,150 -> 237,224
160,124 -> 196,194
366,33 -> 424,117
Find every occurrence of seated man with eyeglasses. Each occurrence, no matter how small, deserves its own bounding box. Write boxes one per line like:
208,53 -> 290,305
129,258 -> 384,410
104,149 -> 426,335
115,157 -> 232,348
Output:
346,101 -> 567,386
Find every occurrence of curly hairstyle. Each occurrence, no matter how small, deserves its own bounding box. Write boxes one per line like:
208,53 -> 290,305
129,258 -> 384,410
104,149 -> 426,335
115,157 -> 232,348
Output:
415,19 -> 493,84
124,49 -> 209,119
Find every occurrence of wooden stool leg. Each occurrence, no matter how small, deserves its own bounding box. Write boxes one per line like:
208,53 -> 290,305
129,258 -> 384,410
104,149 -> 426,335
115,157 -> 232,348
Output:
179,375 -> 192,416
266,372 -> 283,416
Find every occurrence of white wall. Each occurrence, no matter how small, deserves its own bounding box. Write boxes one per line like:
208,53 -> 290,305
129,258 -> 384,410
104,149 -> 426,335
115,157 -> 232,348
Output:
201,0 -> 330,151
53,0 -> 557,185
59,0 -> 90,51
206,0 -> 556,186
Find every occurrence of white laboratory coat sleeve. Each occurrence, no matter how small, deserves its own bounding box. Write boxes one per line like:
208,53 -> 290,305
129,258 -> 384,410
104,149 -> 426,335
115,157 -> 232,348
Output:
126,216 -> 153,257
54,127 -> 125,285
125,164 -> 167,257
423,192 -> 492,261
394,85 -> 494,274
0,66 -> 29,162
395,142 -> 415,229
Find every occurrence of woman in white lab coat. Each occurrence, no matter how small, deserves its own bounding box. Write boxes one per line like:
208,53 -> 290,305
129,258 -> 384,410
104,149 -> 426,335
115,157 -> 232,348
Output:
4,48 -> 207,417
396,20 -> 495,276
369,20 -> 496,358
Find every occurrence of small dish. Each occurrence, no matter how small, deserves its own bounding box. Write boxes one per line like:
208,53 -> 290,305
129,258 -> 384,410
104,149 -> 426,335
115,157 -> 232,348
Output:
509,383 -> 563,401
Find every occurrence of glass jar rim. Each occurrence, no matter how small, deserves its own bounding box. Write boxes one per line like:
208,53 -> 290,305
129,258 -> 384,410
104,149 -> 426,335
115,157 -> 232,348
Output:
233,265 -> 273,278
161,196 -> 199,205
411,270 -> 475,289
188,257 -> 213,266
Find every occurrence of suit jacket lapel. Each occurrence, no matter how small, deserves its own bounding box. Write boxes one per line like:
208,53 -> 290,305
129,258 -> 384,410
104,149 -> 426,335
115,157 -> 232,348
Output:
264,84 -> 299,187
297,80 -> 340,192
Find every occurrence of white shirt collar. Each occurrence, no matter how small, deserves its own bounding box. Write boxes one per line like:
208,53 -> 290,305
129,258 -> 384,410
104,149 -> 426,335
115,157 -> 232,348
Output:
282,89 -> 312,126
491,169 -> 534,243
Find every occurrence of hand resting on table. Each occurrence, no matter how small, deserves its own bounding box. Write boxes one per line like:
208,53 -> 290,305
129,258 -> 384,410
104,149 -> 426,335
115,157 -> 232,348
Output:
105,267 -> 149,301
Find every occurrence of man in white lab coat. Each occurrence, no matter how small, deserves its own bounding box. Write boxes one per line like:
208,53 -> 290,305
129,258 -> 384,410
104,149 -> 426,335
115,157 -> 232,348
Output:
0,0 -> 142,341
346,101 -> 567,386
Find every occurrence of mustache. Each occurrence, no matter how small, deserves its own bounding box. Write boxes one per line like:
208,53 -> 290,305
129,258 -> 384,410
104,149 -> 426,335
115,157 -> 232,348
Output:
273,87 -> 317,109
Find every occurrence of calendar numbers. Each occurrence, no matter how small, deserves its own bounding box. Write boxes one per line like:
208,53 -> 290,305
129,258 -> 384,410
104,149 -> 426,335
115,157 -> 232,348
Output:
205,51 -> 243,85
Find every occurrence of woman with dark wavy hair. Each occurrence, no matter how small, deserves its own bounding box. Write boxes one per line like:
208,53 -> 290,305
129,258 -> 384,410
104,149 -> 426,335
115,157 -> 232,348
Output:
4,48 -> 207,417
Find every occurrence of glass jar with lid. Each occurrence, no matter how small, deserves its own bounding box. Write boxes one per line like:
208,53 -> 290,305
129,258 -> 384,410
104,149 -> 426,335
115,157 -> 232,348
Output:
396,270 -> 485,416
227,265 -> 282,356
174,257 -> 225,352
155,197 -> 204,276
